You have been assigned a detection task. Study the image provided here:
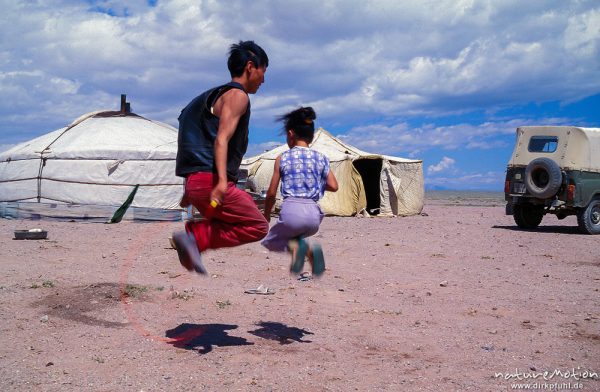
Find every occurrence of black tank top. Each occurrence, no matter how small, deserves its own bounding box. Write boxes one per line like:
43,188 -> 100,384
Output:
176,82 -> 250,181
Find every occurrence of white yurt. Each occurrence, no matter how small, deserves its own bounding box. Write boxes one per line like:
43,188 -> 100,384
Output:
0,97 -> 184,221
241,128 -> 424,217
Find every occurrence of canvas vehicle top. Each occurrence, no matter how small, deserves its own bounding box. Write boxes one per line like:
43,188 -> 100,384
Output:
508,126 -> 600,172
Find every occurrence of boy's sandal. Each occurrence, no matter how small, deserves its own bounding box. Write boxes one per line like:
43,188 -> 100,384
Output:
290,238 -> 308,274
311,243 -> 325,277
172,230 -> 207,275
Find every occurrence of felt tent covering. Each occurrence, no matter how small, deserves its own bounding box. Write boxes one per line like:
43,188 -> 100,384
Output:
0,110 -> 184,220
240,128 -> 424,217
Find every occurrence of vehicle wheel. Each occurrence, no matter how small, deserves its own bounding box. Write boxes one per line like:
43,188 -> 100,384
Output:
524,158 -> 562,198
513,204 -> 544,229
577,197 -> 600,234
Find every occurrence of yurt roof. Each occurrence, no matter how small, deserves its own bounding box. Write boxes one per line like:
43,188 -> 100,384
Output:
0,110 -> 177,162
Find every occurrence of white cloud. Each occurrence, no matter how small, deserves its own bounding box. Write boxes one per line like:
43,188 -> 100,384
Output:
245,141 -> 283,157
426,171 -> 505,191
428,157 -> 456,174
335,116 -> 574,157
564,8 -> 600,57
0,0 -> 598,147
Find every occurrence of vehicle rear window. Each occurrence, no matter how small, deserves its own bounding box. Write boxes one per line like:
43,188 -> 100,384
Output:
528,136 -> 558,152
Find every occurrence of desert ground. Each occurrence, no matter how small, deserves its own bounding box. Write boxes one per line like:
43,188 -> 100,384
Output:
0,195 -> 598,391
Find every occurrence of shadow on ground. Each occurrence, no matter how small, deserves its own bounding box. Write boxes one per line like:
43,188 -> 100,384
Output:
248,321 -> 313,344
492,225 -> 583,235
165,323 -> 253,354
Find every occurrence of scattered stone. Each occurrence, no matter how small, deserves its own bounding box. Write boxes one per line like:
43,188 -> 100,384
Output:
40,315 -> 49,323
216,300 -> 231,309
171,290 -> 194,300
46,362 -> 54,367
439,280 -> 448,287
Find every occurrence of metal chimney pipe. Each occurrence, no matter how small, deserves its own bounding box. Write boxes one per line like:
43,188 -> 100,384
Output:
120,94 -> 126,113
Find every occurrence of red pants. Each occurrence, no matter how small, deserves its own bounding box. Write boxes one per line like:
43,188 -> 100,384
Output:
183,172 -> 268,251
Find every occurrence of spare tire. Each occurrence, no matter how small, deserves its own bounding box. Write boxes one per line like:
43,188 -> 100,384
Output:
524,157 -> 562,199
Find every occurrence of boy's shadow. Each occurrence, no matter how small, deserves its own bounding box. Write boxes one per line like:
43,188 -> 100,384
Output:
165,323 -> 253,354
248,321 -> 313,344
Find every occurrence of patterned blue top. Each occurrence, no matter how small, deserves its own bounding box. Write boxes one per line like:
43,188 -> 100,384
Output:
279,147 -> 330,201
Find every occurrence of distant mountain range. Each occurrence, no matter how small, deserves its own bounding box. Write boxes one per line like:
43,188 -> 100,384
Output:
425,185 -> 503,192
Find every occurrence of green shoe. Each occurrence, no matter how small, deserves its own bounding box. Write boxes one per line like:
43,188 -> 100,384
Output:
290,238 -> 308,274
311,243 -> 325,277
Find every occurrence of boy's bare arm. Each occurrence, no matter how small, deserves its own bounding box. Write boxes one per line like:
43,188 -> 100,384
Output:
212,89 -> 249,203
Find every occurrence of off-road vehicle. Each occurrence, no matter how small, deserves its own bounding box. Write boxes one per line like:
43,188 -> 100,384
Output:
504,126 -> 600,234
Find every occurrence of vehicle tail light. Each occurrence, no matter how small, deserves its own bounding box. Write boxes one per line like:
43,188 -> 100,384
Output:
567,184 -> 575,201
504,180 -> 510,194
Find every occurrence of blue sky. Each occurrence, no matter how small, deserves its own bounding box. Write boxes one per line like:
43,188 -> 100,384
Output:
1,0 -> 599,190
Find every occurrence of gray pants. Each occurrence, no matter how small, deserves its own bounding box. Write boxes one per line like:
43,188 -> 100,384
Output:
261,197 -> 324,252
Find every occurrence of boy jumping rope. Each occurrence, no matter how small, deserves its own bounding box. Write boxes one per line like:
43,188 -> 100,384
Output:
261,107 -> 338,276
172,41 -> 270,274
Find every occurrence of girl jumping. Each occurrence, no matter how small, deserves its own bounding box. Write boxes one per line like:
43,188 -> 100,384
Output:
261,107 -> 338,276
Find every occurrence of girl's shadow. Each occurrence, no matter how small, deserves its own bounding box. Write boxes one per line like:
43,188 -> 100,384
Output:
165,323 -> 253,354
248,321 -> 313,344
